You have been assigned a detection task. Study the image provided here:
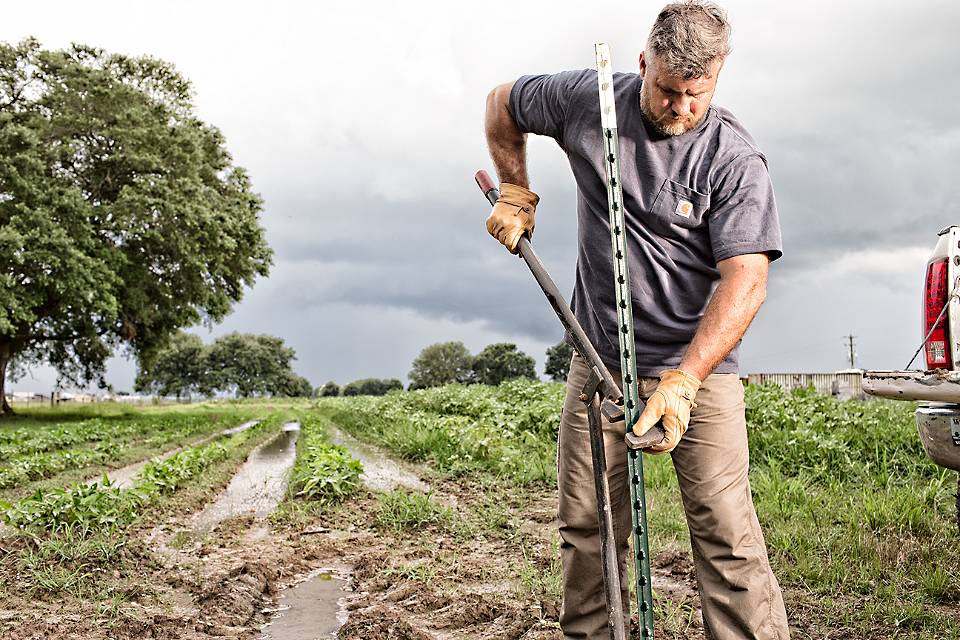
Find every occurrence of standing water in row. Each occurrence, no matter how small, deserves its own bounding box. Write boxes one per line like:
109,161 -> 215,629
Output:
192,422 -> 300,534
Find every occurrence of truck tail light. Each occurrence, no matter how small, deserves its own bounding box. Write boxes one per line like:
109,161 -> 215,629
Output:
924,258 -> 952,369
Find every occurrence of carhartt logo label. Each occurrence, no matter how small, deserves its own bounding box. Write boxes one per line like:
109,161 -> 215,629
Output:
675,199 -> 693,217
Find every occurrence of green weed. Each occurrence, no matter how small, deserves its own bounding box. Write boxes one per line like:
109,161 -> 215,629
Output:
374,489 -> 452,534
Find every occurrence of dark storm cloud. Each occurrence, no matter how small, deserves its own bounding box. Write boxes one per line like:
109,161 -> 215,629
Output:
8,0 -> 960,391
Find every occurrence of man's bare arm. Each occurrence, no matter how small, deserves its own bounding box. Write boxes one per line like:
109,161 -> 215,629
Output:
485,82 -> 529,187
678,253 -> 770,381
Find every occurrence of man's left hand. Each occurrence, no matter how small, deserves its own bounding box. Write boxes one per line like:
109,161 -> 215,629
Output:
632,369 -> 702,454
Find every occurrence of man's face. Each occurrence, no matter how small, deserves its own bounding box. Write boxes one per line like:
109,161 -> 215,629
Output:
638,52 -> 722,136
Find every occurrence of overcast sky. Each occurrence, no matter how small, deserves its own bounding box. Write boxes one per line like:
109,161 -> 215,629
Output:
4,0 -> 959,392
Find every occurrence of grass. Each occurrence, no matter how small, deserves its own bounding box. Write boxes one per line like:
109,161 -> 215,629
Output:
514,536 -> 563,604
374,489 -> 453,534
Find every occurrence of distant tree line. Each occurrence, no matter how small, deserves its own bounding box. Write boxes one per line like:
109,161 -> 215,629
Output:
408,340 -> 578,388
135,332 -> 312,399
317,340 -> 575,398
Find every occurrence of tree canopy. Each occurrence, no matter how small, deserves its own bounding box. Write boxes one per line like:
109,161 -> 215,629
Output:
133,332 -> 205,398
342,378 -> 403,396
317,381 -> 341,397
0,39 -> 272,414
408,341 -> 473,389
135,332 -> 312,398
471,343 -> 537,386
544,341 -> 574,382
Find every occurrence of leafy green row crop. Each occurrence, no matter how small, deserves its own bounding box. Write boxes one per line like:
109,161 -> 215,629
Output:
0,444 -> 112,488
0,419 -> 269,537
745,384 -> 924,482
0,418 -> 134,458
319,379 -> 563,483
288,416 -> 363,505
0,410 -> 257,490
135,443 -> 229,494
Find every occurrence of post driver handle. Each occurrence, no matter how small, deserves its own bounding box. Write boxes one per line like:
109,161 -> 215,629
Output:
475,170 -> 665,450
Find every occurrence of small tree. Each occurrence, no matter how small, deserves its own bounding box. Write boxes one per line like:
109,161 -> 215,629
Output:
134,332 -> 207,399
318,381 -> 340,397
408,341 -> 473,389
204,333 -> 303,398
544,341 -> 575,382
472,343 -> 536,386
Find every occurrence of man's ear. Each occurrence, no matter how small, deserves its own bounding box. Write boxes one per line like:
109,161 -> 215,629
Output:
639,51 -> 647,79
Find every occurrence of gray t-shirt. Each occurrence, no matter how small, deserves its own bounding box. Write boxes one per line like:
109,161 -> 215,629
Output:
510,69 -> 782,376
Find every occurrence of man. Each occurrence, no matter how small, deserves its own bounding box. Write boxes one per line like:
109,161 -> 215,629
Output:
483,2 -> 789,639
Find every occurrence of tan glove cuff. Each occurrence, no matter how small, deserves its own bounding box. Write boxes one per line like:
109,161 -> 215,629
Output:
497,183 -> 540,209
659,369 -> 702,404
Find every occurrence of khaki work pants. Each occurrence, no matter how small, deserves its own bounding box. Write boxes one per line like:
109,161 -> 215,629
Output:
558,353 -> 789,639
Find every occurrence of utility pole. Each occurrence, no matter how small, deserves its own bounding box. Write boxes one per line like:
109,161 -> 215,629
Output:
844,335 -> 857,369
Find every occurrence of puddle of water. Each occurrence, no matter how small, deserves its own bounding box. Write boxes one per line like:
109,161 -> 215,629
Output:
326,426 -> 429,493
260,568 -> 350,640
192,422 -> 300,534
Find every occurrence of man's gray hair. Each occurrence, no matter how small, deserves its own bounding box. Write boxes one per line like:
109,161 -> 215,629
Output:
646,1 -> 731,79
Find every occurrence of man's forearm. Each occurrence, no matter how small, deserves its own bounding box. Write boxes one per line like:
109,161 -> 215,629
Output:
679,255 -> 769,381
485,82 -> 528,187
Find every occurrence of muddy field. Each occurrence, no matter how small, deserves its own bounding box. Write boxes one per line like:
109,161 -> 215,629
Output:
2,389 -> 958,640
0,412 -> 703,640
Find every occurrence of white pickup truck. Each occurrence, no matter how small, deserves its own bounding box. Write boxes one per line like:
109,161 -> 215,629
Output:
863,225 -> 960,529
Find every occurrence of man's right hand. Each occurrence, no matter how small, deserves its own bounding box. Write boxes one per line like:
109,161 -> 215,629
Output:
485,183 -> 539,254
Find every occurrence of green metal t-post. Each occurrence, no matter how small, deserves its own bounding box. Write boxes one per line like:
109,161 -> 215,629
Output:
595,43 -> 656,638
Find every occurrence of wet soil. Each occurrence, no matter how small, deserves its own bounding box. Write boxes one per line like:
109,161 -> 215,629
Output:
1,423 -> 703,640
261,567 -> 351,640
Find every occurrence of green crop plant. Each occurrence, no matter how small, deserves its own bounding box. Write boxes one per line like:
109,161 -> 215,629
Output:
0,478 -> 145,537
288,416 -> 363,505
136,443 -> 229,494
318,379 -> 562,483
0,407 -> 262,495
1,434 -> 249,538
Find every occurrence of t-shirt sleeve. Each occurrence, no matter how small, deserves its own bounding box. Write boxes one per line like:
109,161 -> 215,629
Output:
509,70 -> 593,142
707,154 -> 783,263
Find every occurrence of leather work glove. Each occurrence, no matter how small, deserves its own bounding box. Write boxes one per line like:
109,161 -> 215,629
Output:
632,369 -> 702,454
485,183 -> 538,254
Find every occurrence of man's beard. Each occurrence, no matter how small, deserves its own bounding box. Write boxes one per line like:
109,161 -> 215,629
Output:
639,85 -> 703,136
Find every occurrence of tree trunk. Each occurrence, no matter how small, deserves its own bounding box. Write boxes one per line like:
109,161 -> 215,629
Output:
0,341 -> 13,417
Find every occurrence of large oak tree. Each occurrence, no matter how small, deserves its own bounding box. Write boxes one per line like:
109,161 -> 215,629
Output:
0,39 -> 272,414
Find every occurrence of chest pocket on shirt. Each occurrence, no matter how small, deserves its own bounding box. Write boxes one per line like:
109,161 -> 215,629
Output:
650,178 -> 710,229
